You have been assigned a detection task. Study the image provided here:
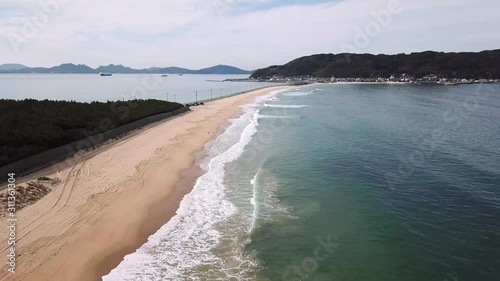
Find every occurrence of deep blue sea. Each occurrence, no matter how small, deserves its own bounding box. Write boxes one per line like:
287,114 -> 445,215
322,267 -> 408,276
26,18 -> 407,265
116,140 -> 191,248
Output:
105,84 -> 500,281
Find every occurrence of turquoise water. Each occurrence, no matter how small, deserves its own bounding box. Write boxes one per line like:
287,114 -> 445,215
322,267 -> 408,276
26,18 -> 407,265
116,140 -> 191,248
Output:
105,84 -> 500,281
242,84 -> 500,281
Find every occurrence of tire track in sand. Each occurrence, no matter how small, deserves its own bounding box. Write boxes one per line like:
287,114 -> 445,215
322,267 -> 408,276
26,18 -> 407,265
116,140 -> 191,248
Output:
13,160 -> 87,244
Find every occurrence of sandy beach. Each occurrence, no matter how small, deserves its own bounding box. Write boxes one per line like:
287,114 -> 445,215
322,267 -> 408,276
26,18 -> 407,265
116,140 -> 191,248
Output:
0,86 -> 291,281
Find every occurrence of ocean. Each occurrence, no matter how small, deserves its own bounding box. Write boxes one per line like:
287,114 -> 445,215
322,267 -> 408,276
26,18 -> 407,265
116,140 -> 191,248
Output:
104,83 -> 500,281
0,74 -> 277,103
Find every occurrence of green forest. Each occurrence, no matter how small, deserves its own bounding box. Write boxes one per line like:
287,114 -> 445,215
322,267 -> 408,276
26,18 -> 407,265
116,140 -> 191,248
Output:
251,50 -> 500,79
0,99 -> 184,167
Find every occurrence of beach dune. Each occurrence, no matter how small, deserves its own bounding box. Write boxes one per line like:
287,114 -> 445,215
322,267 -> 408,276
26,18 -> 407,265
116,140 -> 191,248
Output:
0,86 -> 291,281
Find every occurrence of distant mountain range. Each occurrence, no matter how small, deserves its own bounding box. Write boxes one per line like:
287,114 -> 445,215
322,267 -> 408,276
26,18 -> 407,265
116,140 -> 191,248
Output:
251,49 -> 500,79
0,64 -> 253,75
0,63 -> 28,71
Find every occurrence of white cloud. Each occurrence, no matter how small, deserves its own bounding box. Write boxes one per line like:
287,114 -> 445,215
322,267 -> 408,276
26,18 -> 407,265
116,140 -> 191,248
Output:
0,0 -> 498,69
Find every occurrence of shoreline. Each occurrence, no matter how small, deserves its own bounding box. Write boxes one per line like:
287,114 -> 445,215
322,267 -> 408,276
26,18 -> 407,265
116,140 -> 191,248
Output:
327,81 -> 413,85
0,85 -> 292,281
92,161 -> 206,280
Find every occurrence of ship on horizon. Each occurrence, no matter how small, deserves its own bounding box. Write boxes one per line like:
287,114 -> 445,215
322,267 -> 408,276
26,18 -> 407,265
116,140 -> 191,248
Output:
99,72 -> 112,76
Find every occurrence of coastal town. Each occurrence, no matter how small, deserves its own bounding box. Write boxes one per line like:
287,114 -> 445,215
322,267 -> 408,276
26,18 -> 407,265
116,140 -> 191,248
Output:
251,74 -> 500,85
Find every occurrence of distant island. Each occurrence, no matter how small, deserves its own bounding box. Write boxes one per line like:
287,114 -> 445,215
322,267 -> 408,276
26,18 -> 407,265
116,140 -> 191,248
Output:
0,63 -> 29,71
251,49 -> 500,81
0,64 -> 253,75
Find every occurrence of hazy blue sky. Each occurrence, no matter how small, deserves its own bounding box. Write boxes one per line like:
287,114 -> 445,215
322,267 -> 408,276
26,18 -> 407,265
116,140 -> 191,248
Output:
0,0 -> 498,69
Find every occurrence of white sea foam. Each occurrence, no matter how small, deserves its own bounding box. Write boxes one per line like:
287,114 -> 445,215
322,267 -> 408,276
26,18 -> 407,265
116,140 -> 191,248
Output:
257,114 -> 302,119
250,169 -> 295,224
103,89 -> 286,281
264,104 -> 307,108
282,91 -> 311,96
249,169 -> 261,234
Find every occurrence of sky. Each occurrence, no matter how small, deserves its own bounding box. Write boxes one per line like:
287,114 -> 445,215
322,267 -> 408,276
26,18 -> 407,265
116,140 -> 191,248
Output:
0,0 -> 499,70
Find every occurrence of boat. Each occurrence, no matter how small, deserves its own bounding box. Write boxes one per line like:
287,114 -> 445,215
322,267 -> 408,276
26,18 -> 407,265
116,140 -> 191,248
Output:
99,72 -> 112,77
443,82 -> 457,86
178,73 -> 183,76
161,74 -> 168,77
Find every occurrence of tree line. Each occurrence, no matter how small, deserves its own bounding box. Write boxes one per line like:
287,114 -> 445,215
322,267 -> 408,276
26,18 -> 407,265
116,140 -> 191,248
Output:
0,99 -> 184,167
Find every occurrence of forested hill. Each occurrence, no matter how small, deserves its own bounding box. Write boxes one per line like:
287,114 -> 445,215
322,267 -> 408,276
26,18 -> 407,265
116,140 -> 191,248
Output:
251,50 -> 500,79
